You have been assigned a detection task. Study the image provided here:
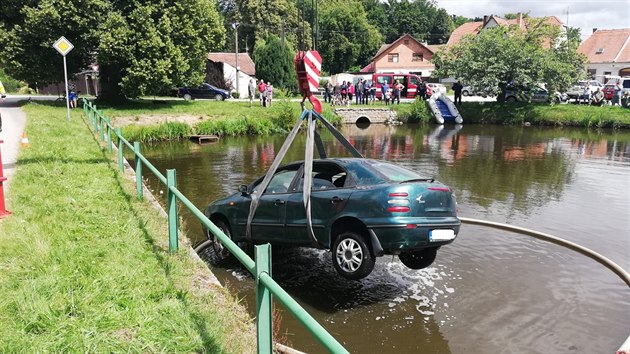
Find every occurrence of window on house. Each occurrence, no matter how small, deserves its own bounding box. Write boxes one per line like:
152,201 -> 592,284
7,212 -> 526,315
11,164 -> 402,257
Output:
388,53 -> 399,63
595,48 -> 604,54
412,53 -> 423,62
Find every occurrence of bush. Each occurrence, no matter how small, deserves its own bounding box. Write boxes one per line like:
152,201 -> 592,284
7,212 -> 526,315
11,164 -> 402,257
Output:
231,92 -> 240,99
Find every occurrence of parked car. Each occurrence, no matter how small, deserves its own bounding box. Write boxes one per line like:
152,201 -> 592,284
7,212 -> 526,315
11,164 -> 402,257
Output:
566,80 -> 603,101
177,83 -> 230,101
504,85 -> 567,103
461,86 -> 475,96
427,83 -> 447,95
203,158 -> 461,280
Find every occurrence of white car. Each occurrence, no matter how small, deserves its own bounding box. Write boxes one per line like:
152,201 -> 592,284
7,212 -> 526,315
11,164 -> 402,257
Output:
566,80 -> 603,100
427,83 -> 447,95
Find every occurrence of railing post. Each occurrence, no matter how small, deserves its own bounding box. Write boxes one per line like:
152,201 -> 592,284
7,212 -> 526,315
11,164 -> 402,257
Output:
99,112 -> 105,141
106,117 -> 112,152
255,244 -> 273,353
134,141 -> 143,200
166,169 -> 179,253
93,104 -> 97,131
117,128 -> 124,172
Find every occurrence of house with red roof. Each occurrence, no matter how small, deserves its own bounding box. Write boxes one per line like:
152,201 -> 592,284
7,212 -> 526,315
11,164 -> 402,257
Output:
447,13 -> 564,49
206,52 -> 256,98
360,34 -> 441,78
578,28 -> 630,80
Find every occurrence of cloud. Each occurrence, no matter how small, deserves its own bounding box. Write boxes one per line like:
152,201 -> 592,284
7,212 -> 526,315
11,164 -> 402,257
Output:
434,0 -> 630,39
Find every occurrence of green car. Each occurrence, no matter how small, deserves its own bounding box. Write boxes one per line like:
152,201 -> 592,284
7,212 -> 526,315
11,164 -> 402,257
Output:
203,158 -> 461,280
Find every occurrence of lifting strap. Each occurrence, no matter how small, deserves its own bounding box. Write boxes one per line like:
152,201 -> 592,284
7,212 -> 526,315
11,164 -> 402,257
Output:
245,107 -> 363,247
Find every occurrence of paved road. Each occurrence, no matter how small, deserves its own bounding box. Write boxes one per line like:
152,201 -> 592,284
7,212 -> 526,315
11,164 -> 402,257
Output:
0,97 -> 27,190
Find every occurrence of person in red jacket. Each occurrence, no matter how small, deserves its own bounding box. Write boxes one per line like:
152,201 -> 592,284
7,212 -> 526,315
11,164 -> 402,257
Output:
257,80 -> 267,106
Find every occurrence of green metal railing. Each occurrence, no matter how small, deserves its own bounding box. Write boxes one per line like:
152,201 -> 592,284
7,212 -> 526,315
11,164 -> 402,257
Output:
83,100 -> 348,354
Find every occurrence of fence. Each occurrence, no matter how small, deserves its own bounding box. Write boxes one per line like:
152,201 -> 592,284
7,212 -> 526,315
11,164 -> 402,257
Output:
83,100 -> 349,354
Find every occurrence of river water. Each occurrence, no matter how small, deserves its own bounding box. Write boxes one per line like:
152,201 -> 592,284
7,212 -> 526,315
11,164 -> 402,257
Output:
136,123 -> 630,353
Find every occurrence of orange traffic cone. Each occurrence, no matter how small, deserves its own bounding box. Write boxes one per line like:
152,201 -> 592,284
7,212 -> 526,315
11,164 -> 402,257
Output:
21,132 -> 30,147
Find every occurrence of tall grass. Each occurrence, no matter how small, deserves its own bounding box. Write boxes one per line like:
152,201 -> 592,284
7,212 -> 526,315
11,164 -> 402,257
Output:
0,103 -> 255,351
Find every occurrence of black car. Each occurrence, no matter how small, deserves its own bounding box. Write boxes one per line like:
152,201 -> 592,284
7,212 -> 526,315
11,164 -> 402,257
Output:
203,158 -> 461,280
177,83 -> 230,101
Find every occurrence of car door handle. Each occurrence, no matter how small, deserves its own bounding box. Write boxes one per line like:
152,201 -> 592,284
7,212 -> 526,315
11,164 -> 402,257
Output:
274,199 -> 285,206
331,196 -> 344,203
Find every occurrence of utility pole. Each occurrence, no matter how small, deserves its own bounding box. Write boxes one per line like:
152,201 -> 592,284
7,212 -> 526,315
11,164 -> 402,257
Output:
232,22 -> 240,97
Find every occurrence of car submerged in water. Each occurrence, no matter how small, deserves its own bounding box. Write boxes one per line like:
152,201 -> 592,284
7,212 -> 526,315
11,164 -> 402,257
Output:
203,158 -> 461,280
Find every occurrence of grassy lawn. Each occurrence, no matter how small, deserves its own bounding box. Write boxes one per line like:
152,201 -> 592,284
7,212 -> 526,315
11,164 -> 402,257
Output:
0,103 -> 255,352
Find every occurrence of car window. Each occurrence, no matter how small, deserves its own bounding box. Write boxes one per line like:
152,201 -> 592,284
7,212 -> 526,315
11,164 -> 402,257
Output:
367,161 -> 426,182
410,76 -> 420,85
294,163 -> 349,191
377,76 -> 392,85
253,169 -> 298,194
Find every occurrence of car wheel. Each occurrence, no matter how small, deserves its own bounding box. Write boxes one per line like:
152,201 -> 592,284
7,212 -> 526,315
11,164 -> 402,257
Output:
399,248 -> 438,270
215,94 -> 224,101
203,219 -> 234,266
505,96 -> 517,102
462,90 -> 470,97
183,93 -> 193,101
332,231 -> 375,280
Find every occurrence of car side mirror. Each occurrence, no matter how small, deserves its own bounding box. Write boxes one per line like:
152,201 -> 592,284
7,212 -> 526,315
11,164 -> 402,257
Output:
238,184 -> 249,195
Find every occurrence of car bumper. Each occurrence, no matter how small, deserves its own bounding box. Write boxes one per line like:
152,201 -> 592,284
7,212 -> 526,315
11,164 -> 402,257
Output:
368,217 -> 461,253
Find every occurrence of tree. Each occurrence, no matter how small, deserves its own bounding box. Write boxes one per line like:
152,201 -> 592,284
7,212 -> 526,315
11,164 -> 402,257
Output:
0,0 -> 109,87
317,0 -> 381,74
432,21 -> 586,101
0,0 -> 226,100
234,0 -> 310,56
98,0 -> 225,99
253,35 -> 297,91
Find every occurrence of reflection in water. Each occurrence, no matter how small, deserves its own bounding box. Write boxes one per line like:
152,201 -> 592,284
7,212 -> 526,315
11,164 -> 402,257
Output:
134,124 -> 630,354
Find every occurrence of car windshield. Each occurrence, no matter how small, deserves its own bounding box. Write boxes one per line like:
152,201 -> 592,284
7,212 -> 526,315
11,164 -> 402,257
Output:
367,161 -> 427,182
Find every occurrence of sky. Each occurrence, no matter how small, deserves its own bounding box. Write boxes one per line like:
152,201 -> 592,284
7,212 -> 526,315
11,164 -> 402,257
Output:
434,0 -> 630,40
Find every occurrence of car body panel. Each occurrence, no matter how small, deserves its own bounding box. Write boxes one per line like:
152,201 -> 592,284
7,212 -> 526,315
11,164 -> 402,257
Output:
177,83 -> 230,100
204,158 -> 460,255
504,86 -> 567,103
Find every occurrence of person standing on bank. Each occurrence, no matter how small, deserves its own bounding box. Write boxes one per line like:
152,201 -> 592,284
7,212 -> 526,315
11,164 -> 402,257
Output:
381,81 -> 390,106
356,79 -> 363,105
452,81 -> 463,105
266,82 -> 273,107
248,79 -> 256,107
257,80 -> 266,106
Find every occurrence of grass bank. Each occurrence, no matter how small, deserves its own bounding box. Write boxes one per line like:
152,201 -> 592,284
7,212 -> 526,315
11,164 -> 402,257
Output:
95,99 -> 342,142
0,103 -> 255,351
456,101 -> 630,128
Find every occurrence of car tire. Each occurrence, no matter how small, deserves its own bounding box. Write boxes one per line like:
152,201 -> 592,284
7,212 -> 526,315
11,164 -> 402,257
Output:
505,96 -> 517,102
398,248 -> 437,270
462,90 -> 470,97
215,94 -> 224,101
332,231 -> 375,280
183,93 -> 193,101
203,219 -> 234,266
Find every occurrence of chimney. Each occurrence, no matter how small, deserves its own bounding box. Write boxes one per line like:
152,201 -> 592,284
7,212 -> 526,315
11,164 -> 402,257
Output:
593,28 -> 598,33
483,15 -> 489,26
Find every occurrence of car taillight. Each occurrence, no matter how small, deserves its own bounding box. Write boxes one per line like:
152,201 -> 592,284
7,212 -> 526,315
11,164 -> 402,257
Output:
388,191 -> 409,212
387,206 -> 410,212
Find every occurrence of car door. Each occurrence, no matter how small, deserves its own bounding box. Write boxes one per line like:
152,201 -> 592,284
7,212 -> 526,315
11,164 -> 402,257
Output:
532,88 -> 548,103
198,84 -> 213,99
249,169 -> 298,242
285,162 -> 354,247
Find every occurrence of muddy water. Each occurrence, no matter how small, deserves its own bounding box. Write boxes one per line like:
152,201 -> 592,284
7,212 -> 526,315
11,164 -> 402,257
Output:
135,124 -> 630,353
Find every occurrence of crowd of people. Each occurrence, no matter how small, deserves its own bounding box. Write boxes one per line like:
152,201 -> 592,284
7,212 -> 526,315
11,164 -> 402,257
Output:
322,78 -> 434,107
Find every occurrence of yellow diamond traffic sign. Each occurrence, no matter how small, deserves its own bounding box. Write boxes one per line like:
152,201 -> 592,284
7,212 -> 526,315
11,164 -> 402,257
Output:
53,36 -> 74,56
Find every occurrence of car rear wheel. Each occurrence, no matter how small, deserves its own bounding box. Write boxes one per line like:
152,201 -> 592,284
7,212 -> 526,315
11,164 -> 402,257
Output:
332,232 -> 375,280
399,248 -> 437,270
462,90 -> 470,96
505,96 -> 517,102
183,93 -> 193,101
215,94 -> 224,101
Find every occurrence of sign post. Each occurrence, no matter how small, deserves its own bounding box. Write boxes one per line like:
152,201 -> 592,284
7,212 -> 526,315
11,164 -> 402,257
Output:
53,36 -> 74,121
